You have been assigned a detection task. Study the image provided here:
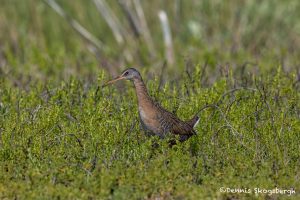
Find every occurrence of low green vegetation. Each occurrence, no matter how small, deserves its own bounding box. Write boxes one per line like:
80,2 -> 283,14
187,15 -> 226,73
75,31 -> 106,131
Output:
0,67 -> 299,199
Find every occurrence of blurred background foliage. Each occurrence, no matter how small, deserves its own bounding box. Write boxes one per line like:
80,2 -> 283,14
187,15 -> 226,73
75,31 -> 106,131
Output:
0,0 -> 300,85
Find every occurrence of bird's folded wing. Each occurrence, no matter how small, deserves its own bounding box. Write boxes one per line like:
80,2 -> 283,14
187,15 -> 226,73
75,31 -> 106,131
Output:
161,110 -> 196,135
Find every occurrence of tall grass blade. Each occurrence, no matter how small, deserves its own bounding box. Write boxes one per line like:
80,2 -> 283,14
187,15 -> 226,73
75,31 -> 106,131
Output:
44,0 -> 106,52
158,10 -> 174,66
133,0 -> 157,58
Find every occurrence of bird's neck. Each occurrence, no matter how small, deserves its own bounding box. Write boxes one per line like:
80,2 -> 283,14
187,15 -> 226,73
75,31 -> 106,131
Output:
133,78 -> 153,105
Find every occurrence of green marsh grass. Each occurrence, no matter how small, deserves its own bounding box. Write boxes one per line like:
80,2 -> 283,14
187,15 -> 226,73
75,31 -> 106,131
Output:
0,68 -> 299,199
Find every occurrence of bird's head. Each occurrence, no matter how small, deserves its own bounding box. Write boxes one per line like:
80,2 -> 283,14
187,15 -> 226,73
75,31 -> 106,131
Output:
103,68 -> 141,87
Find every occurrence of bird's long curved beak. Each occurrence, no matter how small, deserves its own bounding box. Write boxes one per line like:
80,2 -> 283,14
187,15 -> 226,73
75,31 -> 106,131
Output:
102,76 -> 126,87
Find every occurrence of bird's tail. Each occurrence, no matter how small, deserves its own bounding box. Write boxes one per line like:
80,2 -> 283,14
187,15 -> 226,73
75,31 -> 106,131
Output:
186,115 -> 200,128
188,104 -> 218,128
186,104 -> 217,128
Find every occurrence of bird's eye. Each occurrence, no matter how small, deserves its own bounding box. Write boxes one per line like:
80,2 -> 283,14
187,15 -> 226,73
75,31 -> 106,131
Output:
124,71 -> 129,76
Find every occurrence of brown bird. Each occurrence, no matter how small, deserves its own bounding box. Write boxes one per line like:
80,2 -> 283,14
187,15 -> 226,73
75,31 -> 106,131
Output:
103,68 -> 199,142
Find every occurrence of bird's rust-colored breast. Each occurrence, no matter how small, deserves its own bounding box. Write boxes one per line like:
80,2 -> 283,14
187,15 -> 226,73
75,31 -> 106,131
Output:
138,102 -> 162,135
